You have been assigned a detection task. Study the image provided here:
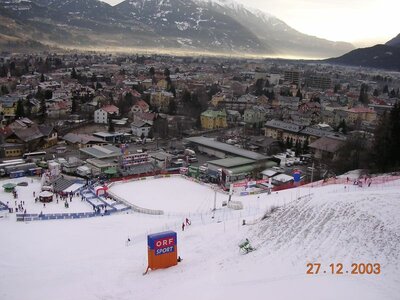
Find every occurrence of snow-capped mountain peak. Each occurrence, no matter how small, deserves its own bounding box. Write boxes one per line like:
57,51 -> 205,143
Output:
196,0 -> 274,19
0,0 -> 355,58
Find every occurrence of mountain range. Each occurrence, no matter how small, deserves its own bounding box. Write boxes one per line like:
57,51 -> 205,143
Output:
386,33 -> 400,47
0,0 -> 354,58
326,34 -> 400,71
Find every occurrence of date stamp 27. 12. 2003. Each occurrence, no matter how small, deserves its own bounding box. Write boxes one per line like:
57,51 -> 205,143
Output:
306,263 -> 381,275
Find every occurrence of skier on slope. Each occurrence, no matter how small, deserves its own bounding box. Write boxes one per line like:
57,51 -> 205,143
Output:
182,222 -> 185,231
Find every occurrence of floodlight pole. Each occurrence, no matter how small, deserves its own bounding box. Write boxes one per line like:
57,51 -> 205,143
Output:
228,183 -> 232,202
212,190 -> 216,219
213,190 -> 216,211
310,161 -> 315,184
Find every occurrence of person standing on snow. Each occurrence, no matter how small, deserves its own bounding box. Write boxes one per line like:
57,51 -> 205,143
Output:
185,218 -> 191,225
182,222 -> 185,231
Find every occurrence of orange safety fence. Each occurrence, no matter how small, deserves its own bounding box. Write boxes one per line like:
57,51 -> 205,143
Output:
302,175 -> 400,188
272,174 -> 400,192
272,181 -> 309,192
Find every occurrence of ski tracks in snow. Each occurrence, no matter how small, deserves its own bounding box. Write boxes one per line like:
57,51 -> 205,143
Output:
246,186 -> 400,295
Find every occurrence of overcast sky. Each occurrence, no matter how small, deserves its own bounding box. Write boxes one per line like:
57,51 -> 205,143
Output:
100,0 -> 398,47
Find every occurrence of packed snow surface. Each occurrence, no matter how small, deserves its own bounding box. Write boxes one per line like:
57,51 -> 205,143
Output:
0,176 -> 399,300
109,177 -> 228,214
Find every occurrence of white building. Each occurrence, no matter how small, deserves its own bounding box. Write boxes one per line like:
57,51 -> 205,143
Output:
131,120 -> 151,138
94,105 -> 119,124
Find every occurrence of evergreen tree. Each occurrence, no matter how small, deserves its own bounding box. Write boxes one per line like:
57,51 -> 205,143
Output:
124,92 -> 134,106
95,82 -> 103,90
108,92 -> 114,105
147,128 -> 154,139
117,92 -> 134,116
153,116 -> 168,138
195,115 -> 201,129
142,93 -> 151,106
9,61 -> 15,74
383,85 -> 389,94
358,84 -> 369,105
255,79 -> 264,96
108,118 -> 115,133
164,68 -> 170,77
15,99 -> 25,118
71,67 -> 78,79
334,134 -> 370,174
296,89 -> 303,100
169,85 -> 176,98
71,96 -> 78,114
91,73 -> 97,83
0,65 -> 8,77
295,139 -> 302,155
39,98 -> 47,123
181,90 -> 191,103
302,138 -> 309,153
35,87 -> 45,101
311,96 -> 320,103
337,119 -> 348,134
388,102 -> 400,166
40,73 -> 45,82
44,90 -> 53,100
168,98 -> 177,115
1,85 -> 9,95
149,67 -> 155,77
54,58 -> 62,68
285,137 -> 291,149
265,90 -> 275,100
371,103 -> 400,172
25,100 -> 32,117
208,83 -> 221,100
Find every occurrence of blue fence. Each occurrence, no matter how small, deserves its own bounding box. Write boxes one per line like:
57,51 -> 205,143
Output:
16,211 -> 112,222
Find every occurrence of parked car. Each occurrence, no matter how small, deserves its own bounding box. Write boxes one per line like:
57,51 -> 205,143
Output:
188,157 -> 198,163
184,149 -> 196,156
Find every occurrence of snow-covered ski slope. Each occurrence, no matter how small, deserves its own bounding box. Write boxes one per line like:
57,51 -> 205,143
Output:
0,177 -> 399,300
109,177 -> 227,214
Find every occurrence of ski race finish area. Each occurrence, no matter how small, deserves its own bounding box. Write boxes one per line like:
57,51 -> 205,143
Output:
1,173 -> 400,300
